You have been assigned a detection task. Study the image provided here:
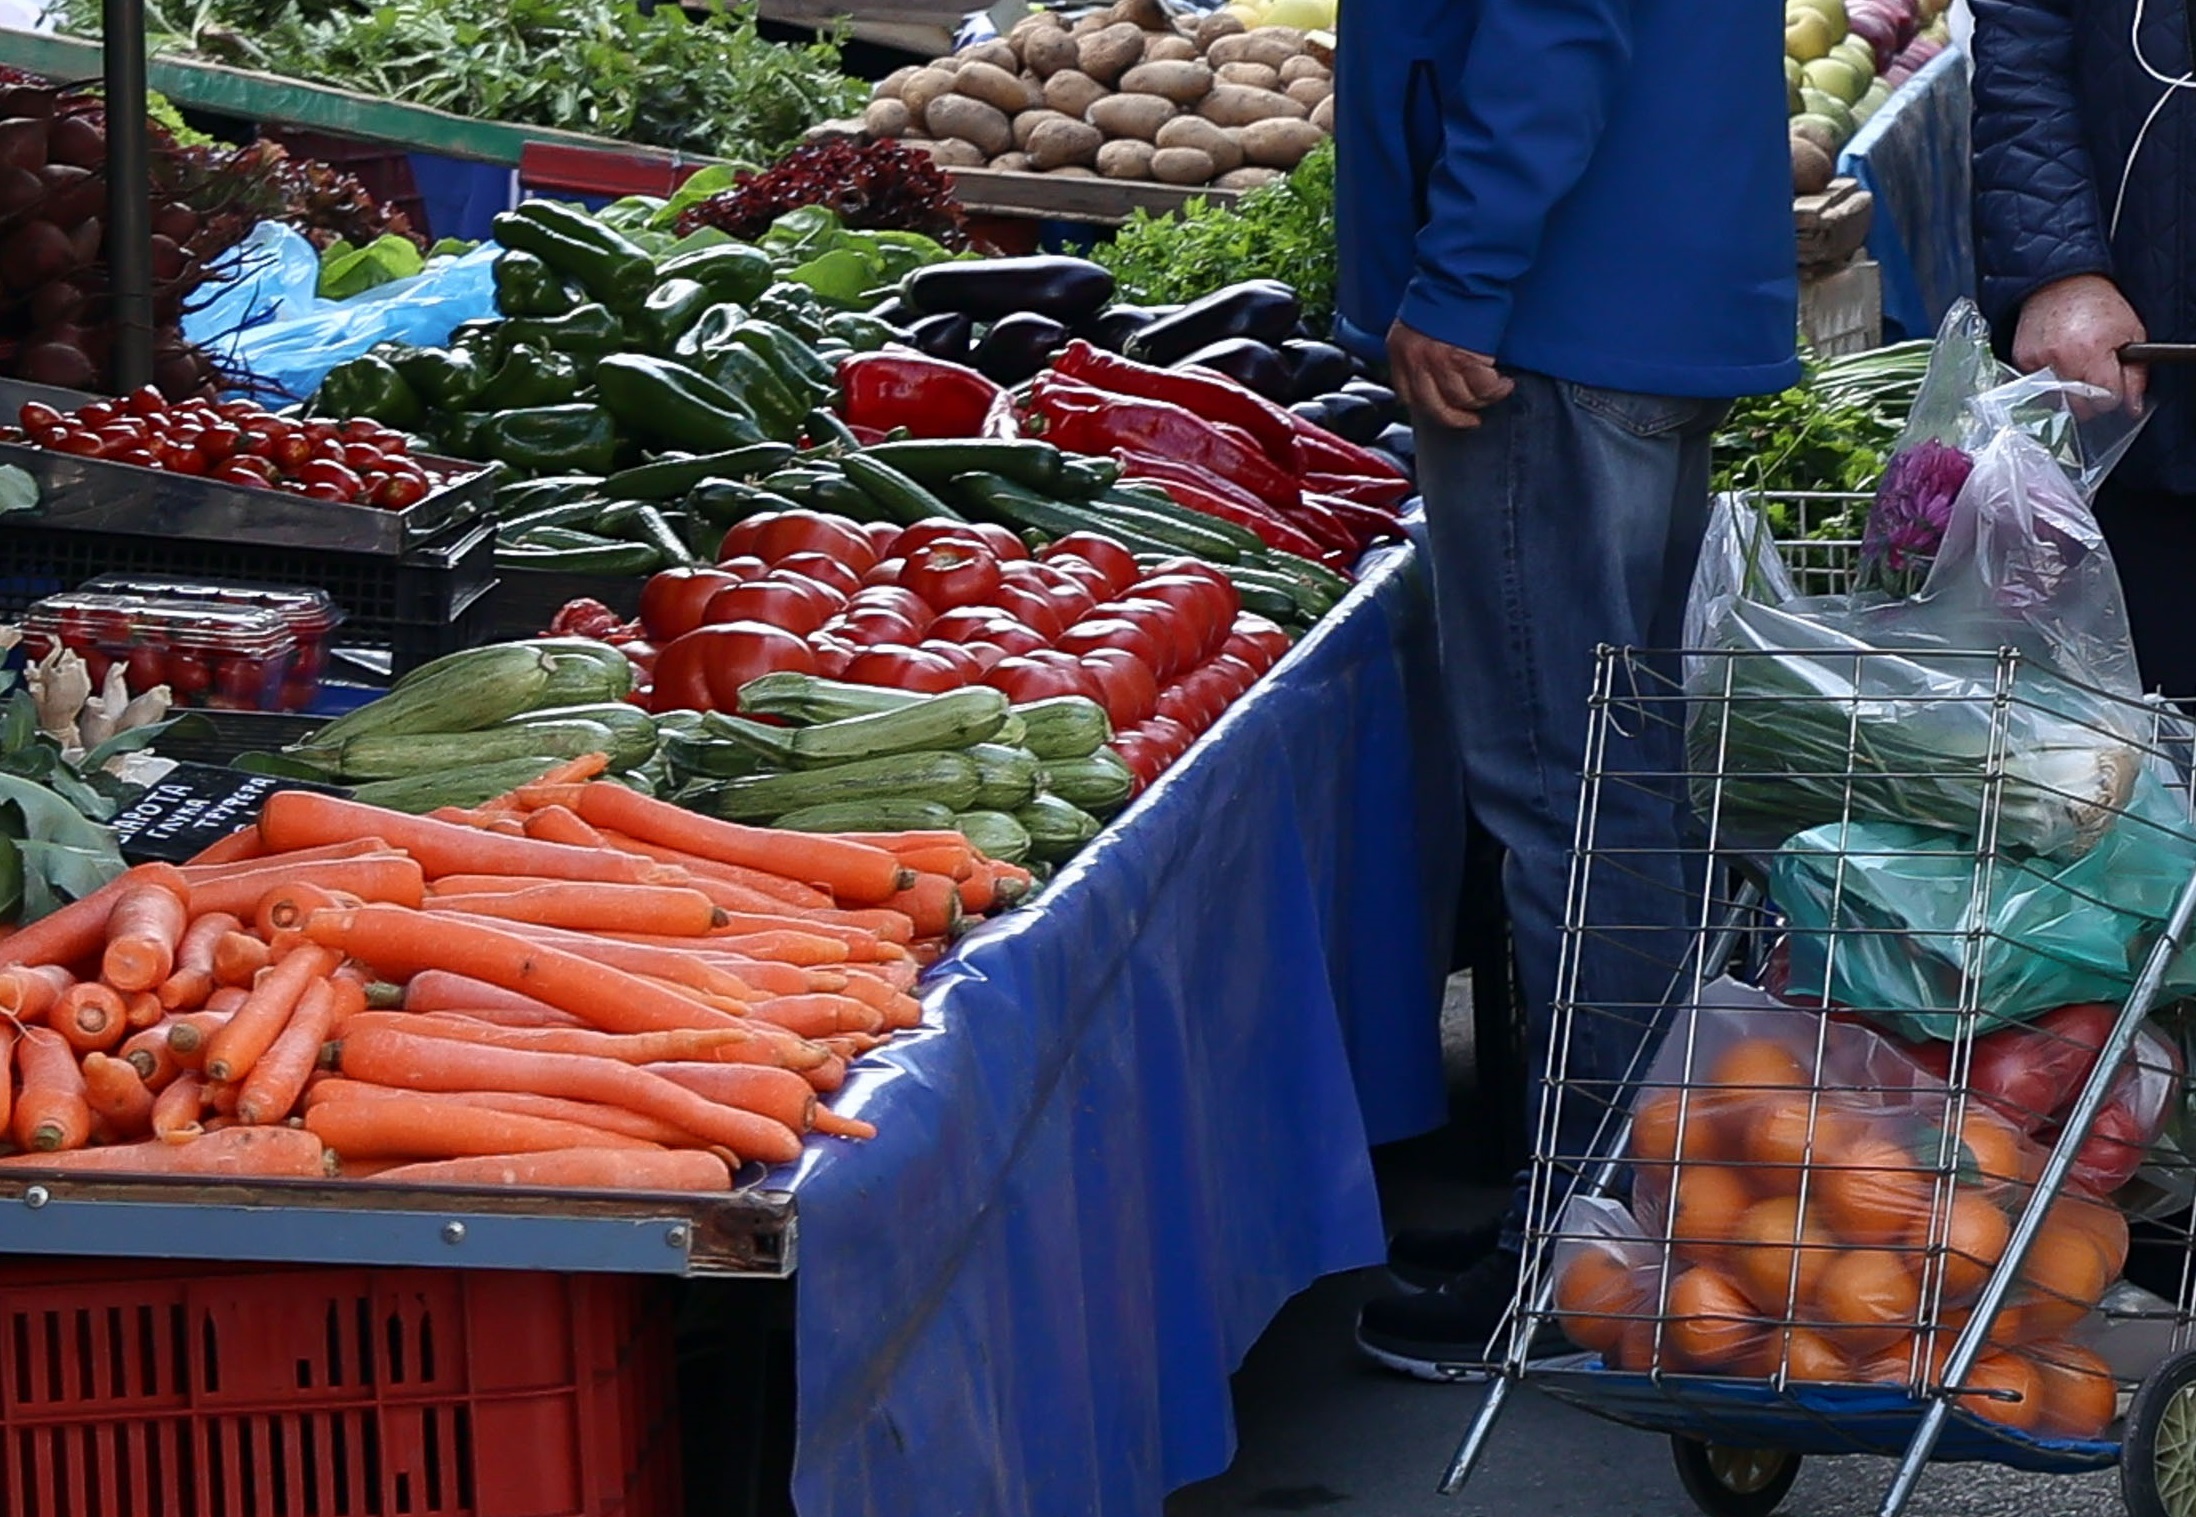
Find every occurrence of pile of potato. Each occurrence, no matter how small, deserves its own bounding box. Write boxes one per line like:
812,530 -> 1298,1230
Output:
863,0 -> 1333,191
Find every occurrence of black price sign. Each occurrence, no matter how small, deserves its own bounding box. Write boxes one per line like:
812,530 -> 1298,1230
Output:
108,762 -> 346,863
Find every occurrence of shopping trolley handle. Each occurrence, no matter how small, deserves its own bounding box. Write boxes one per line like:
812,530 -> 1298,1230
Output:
2120,343 -> 2196,364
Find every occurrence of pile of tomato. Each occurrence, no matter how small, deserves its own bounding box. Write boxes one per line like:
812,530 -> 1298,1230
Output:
623,508 -> 1294,789
6,391 -> 436,509
1552,1033 -> 2129,1440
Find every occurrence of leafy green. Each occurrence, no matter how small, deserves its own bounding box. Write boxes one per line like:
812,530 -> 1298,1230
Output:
1095,141 -> 1337,329
0,773 -> 124,922
317,232 -> 427,299
759,207 -> 960,308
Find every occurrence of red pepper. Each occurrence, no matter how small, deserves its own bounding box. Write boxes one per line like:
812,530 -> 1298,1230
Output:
1277,492 -> 1363,556
1134,473 -> 1332,561
1289,412 -> 1411,485
1112,449 -> 1271,514
1308,491 -> 1408,550
1051,340 -> 1300,469
1304,469 -> 1414,509
838,350 -> 1005,440
1029,373 -> 1302,510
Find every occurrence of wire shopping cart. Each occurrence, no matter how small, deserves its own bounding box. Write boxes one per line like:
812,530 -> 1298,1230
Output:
1437,641 -> 2196,1517
1739,490 -> 1868,599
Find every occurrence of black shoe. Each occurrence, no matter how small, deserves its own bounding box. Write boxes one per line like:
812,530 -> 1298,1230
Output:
1385,1219 -> 1507,1293
1355,1250 -> 1572,1383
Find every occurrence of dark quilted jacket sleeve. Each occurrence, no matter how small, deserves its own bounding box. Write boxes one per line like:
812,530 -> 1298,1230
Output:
1971,0 -> 2113,330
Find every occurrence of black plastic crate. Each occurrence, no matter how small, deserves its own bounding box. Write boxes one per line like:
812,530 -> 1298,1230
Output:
486,567 -> 645,642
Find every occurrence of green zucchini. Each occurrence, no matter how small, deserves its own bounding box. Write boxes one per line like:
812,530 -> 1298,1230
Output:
953,809 -> 1032,865
1013,696 -> 1111,761
965,742 -> 1042,809
1015,794 -> 1102,862
952,474 -> 1209,562
327,719 -> 616,782
773,798 -> 958,833
701,751 -> 983,820
787,687 -> 1009,769
1096,485 -> 1267,555
738,673 -> 931,725
662,723 -> 792,782
509,702 -> 659,771
349,756 -> 568,815
308,642 -> 554,747
1038,750 -> 1134,815
536,643 -> 636,705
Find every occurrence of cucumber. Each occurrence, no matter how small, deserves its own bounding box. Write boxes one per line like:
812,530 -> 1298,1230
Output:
602,443 -> 794,500
1038,751 -> 1134,815
1076,497 -> 1245,562
349,756 -> 569,815
738,673 -> 931,724
1015,794 -> 1101,862
965,742 -> 1042,809
772,798 -> 959,833
1096,485 -> 1266,555
953,809 -> 1032,865
1255,547 -> 1351,606
1056,456 -> 1120,497
787,687 -> 1009,769
1013,696 -> 1111,761
498,497 -> 616,537
1223,565 -> 1317,625
840,453 -> 967,525
701,750 -> 983,820
498,542 -> 664,576
509,702 -> 659,771
862,439 -> 1066,494
954,474 -> 1229,563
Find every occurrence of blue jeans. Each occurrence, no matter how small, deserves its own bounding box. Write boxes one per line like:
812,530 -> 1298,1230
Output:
1415,373 -> 1728,1251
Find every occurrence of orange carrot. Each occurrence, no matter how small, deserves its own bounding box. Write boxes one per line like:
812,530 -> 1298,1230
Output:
403,970 -> 592,1024
188,857 -> 426,920
151,1071 -> 205,1142
810,1107 -> 876,1139
255,881 -> 349,939
364,1146 -> 730,1191
347,1010 -> 818,1071
404,917 -> 769,1003
424,1004 -> 594,1030
305,1090 -> 666,1161
0,1025 -> 15,1133
203,945 -> 338,1084
100,883 -> 191,993
206,986 -> 249,1014
747,994 -> 883,1039
338,1023 -> 805,1164
841,959 -> 921,994
156,911 -> 241,1011
883,874 -> 961,940
235,978 -> 341,1125
421,875 -> 537,896
425,882 -> 722,937
82,1052 -> 155,1139
893,844 -> 974,880
521,805 -> 604,849
213,932 -> 271,988
574,786 -> 909,904
56,982 -> 128,1053
656,957 -> 811,995
186,826 -> 266,866
307,1079 -> 698,1146
259,792 -> 659,885
803,1054 -> 847,1094
644,1062 -> 818,1133
210,1080 -> 240,1117
303,906 -> 748,1037
180,837 -> 394,882
591,829 -> 835,910
165,1008 -> 234,1065
836,829 -> 978,857
831,972 -> 922,1031
608,929 -> 852,966
0,863 -> 189,972
13,1027 -> 90,1151
120,1023 -> 181,1090
122,990 -> 164,1031
820,908 -> 917,945
0,1125 -> 330,1176
507,755 -> 609,799
702,911 -> 893,953
957,868 -> 997,916
0,963 -> 74,1022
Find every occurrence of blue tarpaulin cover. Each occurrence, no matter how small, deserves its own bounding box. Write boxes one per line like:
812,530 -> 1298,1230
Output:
781,537 -> 1459,1517
1840,49 -> 1975,342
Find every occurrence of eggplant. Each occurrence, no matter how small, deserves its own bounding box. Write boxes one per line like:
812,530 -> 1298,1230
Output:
1082,304 -> 1161,353
907,311 -> 975,362
903,255 -> 1116,324
1289,398 -> 1331,429
1175,337 -> 1291,401
1370,449 -> 1415,484
867,295 -> 919,327
1310,391 -> 1385,444
1342,379 -> 1398,409
1125,280 -> 1302,366
973,312 -> 1069,386
1281,338 -> 1355,402
1376,422 -> 1417,465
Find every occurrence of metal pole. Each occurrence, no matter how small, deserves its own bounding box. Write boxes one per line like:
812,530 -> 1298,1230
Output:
101,0 -> 153,393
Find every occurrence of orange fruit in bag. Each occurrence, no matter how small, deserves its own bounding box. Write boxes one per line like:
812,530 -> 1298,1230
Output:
1552,1244 -> 1652,1354
1955,1350 -> 2049,1434
1928,1190 -> 2012,1302
1631,1088 -> 1721,1169
1813,1248 -> 1922,1356
1771,1326 -> 1853,1386
1664,1266 -> 1770,1374
1731,1195 -> 1834,1315
1817,1134 -> 1937,1245
2028,1341 -> 2119,1440
1740,1092 -> 1865,1197
1667,1163 -> 1754,1262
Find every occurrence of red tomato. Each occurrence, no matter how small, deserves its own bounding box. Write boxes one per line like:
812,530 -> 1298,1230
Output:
758,570 -> 849,618
745,510 -> 877,570
1156,676 -> 1224,735
1968,1003 -> 2117,1132
984,655 -> 1098,704
703,580 -> 833,637
807,631 -> 859,679
1106,597 -> 1198,680
997,558 -> 1068,591
1137,715 -> 1196,763
830,607 -> 923,647
1109,731 -> 1169,788
122,644 -> 167,692
861,520 -> 902,559
18,400 -> 63,439
862,557 -> 906,587
919,640 -> 987,681
993,584 -> 1065,641
1133,574 -> 1236,660
1046,556 -> 1117,600
847,586 -> 936,636
1080,648 -> 1160,728
293,459 -> 364,498
927,607 -> 1016,644
124,385 -> 167,417
890,521 -> 991,559
965,522 -> 1029,561
1183,661 -> 1245,723
1057,616 -> 1167,672
639,566 -> 742,642
900,542 -> 1002,611
776,552 -> 862,597
961,640 -> 1010,672
1040,532 -> 1139,597
164,651 -> 211,697
1224,613 -> 1291,674
845,645 -> 966,693
1206,653 -> 1262,698
649,622 -> 817,713
718,555 -> 769,581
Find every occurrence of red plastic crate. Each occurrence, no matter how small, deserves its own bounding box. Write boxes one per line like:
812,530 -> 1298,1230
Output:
518,143 -> 706,202
0,1259 -> 680,1517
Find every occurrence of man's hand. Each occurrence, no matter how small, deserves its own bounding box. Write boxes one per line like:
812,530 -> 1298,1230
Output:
1387,321 -> 1514,429
2013,274 -> 2149,416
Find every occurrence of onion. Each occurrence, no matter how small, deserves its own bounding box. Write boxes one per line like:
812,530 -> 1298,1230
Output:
18,337 -> 95,391
45,115 -> 102,171
0,220 -> 75,292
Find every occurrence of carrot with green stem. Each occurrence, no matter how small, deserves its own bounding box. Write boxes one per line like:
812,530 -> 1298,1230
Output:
364,1146 -> 731,1192
258,793 -> 659,885
56,983 -> 128,1053
157,911 -> 241,1011
424,882 -> 723,937
0,863 -> 189,972
574,786 -> 910,904
0,1126 -> 331,1177
203,945 -> 338,1084
120,1023 -> 181,1090
304,1089 -> 666,1161
82,1052 -> 155,1139
0,964 -> 74,1023
188,857 -> 425,920
13,1027 -> 90,1151
151,1071 -> 206,1143
101,882 -> 191,993
235,978 -> 343,1125
307,1079 -> 699,1146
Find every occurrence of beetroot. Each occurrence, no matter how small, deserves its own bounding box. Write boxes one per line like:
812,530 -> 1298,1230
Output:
35,163 -> 100,227
0,220 -> 75,292
0,87 -> 56,121
27,279 -> 82,329
45,115 -> 102,171
151,201 -> 198,244
0,165 -> 42,218
18,338 -> 94,390
67,216 -> 99,267
0,117 -> 47,174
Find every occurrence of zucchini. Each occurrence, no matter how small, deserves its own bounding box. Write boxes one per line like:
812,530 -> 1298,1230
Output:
773,798 -> 958,833
738,673 -> 930,725
965,742 -> 1042,809
1015,794 -> 1101,862
953,808 -> 1032,865
662,723 -> 792,782
1038,751 -> 1134,815
349,756 -> 569,815
537,644 -> 636,706
786,687 -> 1009,769
509,702 -> 659,771
700,751 -> 983,820
305,643 -> 553,747
326,719 -> 616,782
1013,696 -> 1111,761
1076,496 -> 1245,563
839,452 -> 966,525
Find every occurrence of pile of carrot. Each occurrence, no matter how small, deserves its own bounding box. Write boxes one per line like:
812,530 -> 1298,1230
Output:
0,756 -> 1025,1193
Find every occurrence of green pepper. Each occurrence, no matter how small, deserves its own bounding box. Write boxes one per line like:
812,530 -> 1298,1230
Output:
727,320 -> 836,400
697,342 -> 805,442
822,311 -> 903,352
498,303 -> 628,362
387,345 -> 490,411
447,320 -> 508,364
637,277 -> 712,355
593,354 -> 768,454
675,300 -> 749,361
752,283 -> 825,344
428,410 -> 494,460
477,346 -> 583,410
656,243 -> 775,306
493,250 -> 578,318
490,209 -> 654,314
477,403 -> 619,476
314,355 -> 424,428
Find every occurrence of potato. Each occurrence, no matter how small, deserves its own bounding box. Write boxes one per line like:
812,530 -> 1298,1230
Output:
1143,32 -> 1198,62
864,98 -> 912,137
1284,77 -> 1331,108
1304,30 -> 1335,66
1310,94 -> 1334,133
1026,115 -> 1105,170
925,95 -> 1015,159
1216,61 -> 1280,90
1007,12 -> 1061,47
1049,166 -> 1101,178
1043,69 -> 1110,118
1078,23 -> 1146,84
1196,83 -> 1306,126
1071,12 -> 1109,35
1106,0 -> 1169,29
1236,116 -> 1325,169
919,139 -> 987,168
1278,55 -> 1330,85
1790,138 -> 1834,197
875,66 -> 919,101
1119,59 -> 1213,104
1023,28 -> 1080,78
1207,27 -> 1304,70
1087,93 -> 1177,141
958,40 -> 1018,73
1014,109 -> 1068,150
1150,146 -> 1217,184
989,151 -> 1034,174
1214,166 -> 1283,191
1098,139 -> 1157,179
1155,115 -> 1243,173
1194,10 -> 1245,49
900,67 -> 959,121
956,60 -> 1036,113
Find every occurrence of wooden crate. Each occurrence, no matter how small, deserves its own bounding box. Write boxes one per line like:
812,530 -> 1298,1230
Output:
944,165 -> 1244,227
1796,177 -> 1875,271
1800,258 -> 1883,358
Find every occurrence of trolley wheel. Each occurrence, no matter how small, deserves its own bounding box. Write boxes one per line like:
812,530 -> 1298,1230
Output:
1670,1437 -> 1801,1517
2122,1348 -> 2196,1517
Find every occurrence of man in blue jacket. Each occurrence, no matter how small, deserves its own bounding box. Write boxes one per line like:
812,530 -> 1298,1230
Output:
1972,0 -> 2196,696
1336,0 -> 1799,1378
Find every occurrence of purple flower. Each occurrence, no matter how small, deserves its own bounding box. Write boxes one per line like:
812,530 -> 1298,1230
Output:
1861,438 -> 1974,592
